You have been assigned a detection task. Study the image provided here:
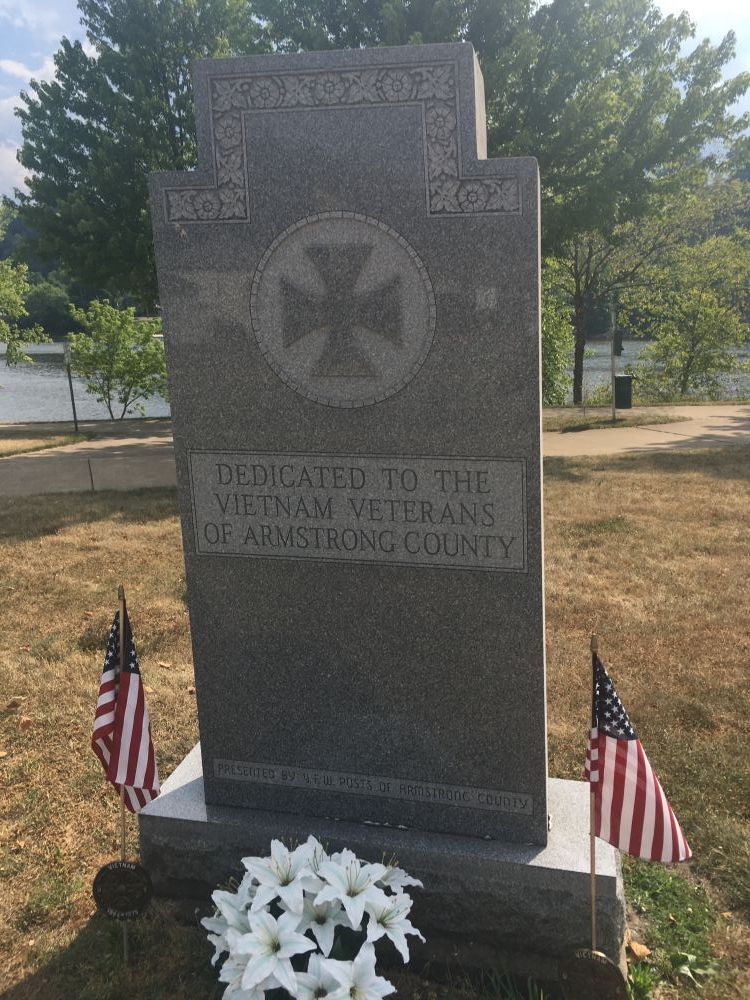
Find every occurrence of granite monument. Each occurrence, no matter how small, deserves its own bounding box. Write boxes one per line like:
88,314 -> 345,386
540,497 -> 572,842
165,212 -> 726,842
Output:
140,42 -> 625,977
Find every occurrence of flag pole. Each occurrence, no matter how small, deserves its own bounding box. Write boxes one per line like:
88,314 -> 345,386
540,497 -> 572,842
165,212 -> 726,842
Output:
590,633 -> 598,954
117,584 -> 129,966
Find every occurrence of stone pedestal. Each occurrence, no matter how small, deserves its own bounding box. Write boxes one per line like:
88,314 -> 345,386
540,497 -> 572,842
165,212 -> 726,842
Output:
139,745 -> 625,982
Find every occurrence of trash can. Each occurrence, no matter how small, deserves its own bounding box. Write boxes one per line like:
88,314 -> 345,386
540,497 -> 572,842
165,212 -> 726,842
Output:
614,374 -> 633,409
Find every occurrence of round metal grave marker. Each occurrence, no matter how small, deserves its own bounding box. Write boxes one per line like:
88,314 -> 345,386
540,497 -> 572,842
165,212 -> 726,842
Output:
559,949 -> 628,1000
93,860 -> 152,921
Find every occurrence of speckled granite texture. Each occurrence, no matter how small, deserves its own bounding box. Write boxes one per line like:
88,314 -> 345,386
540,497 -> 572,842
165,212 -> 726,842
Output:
140,746 -> 626,977
148,41 -> 548,845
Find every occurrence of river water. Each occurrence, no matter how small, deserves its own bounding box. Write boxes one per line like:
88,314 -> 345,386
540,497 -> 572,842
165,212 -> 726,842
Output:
579,339 -> 750,402
1,339 -> 748,422
0,344 -> 170,422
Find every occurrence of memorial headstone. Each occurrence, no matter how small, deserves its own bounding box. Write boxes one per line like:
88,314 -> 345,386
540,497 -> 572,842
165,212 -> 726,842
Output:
141,42 -> 625,976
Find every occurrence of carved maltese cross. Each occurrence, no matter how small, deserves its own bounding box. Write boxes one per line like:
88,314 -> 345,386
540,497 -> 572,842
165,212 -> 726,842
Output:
281,244 -> 402,378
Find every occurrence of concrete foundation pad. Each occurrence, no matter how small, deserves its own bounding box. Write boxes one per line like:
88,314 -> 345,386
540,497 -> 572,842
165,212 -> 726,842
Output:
139,745 -> 625,981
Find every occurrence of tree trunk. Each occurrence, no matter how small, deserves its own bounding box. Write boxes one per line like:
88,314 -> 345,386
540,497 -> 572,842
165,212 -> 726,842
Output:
572,300 -> 587,404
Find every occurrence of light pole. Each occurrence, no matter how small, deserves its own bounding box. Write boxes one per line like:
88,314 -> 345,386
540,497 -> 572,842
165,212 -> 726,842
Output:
63,341 -> 79,433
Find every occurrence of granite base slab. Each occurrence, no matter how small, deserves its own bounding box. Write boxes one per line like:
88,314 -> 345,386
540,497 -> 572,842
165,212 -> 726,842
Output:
138,745 -> 625,981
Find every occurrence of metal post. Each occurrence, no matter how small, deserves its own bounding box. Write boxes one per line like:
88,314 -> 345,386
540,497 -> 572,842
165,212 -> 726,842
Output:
590,634 -> 599,953
63,343 -> 79,433
117,584 -> 129,966
610,303 -> 616,425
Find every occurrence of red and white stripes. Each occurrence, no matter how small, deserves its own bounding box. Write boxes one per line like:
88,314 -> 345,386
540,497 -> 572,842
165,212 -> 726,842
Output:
587,728 -> 691,863
91,613 -> 160,814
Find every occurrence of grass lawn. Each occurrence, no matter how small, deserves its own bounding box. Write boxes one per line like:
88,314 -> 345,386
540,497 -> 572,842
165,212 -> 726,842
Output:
0,446 -> 748,998
542,412 -> 689,433
0,431 -> 88,457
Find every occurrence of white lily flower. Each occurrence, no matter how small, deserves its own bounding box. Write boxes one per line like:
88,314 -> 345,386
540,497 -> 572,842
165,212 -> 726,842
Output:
201,879 -> 256,965
285,893 -> 352,956
365,892 -> 425,962
218,953 -> 274,998
315,850 -> 389,929
243,838 -> 315,914
229,910 -> 316,995
323,943 -> 395,1000
295,952 -> 341,999
377,864 -> 423,892
306,834 -> 330,886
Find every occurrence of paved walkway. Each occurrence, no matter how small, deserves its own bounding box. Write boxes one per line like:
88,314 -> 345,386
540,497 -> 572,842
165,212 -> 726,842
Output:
0,419 -> 176,497
1,406 -> 749,496
542,404 -> 750,457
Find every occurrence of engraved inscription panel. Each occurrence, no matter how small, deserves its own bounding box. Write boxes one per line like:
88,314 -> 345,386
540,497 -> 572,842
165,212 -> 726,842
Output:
251,213 -> 436,407
214,759 -> 533,815
189,450 -> 527,572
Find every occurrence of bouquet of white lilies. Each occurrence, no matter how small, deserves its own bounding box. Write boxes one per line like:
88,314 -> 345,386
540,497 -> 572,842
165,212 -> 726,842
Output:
202,836 -> 425,999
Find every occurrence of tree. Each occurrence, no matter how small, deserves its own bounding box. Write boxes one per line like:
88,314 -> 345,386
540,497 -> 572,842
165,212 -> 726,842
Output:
541,259 -> 573,405
21,274 -> 78,341
548,178 -> 750,402
15,0 -> 264,310
67,301 -> 167,418
257,0 -> 749,402
622,234 -> 750,400
253,0 -> 468,50
0,259 -> 49,364
491,1 -> 749,401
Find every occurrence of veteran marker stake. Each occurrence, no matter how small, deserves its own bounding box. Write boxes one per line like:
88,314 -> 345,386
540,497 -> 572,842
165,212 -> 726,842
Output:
91,586 -> 160,965
589,633 -> 598,954
117,584 -> 129,965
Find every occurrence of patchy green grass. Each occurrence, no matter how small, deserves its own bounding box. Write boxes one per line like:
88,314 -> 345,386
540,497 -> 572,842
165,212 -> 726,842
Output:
624,860 -> 721,993
16,873 -> 85,932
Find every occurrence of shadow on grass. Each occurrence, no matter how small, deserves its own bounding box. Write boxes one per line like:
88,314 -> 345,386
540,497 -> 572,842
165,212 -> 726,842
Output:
0,487 -> 179,544
542,458 -> 593,484
0,418 -> 173,441
545,442 -> 750,483
3,904 -> 218,1000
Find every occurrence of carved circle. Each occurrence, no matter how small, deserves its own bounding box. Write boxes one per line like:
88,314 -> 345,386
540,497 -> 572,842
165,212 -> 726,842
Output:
250,212 -> 436,408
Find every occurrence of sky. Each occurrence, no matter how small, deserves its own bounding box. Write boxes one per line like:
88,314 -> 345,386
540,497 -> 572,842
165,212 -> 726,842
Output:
0,0 -> 748,198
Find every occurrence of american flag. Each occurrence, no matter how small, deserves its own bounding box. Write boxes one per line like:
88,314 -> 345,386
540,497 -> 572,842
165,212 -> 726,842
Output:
585,653 -> 691,863
91,605 -> 160,813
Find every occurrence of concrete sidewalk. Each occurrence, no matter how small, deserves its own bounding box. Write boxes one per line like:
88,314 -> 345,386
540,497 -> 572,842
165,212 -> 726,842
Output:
0,420 -> 176,497
543,403 -> 750,457
1,405 -> 749,497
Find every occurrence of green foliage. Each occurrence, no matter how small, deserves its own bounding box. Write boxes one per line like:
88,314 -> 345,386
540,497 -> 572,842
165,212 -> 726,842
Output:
626,961 -> 656,999
15,0 -> 264,309
541,259 -> 573,405
624,858 -> 720,989
0,258 -> 50,364
552,178 -> 750,401
67,301 -> 167,419
255,0 -> 467,50
623,234 -> 750,400
22,274 -> 77,340
585,380 -> 612,407
488,1 -> 750,250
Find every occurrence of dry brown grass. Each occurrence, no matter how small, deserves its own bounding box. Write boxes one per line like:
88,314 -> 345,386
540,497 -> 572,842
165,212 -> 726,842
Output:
0,447 -> 748,998
0,433 -> 87,457
0,489 -> 200,997
542,411 -> 689,433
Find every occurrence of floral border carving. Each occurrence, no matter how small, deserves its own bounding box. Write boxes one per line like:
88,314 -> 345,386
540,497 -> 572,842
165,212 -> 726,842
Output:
164,62 -> 521,223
